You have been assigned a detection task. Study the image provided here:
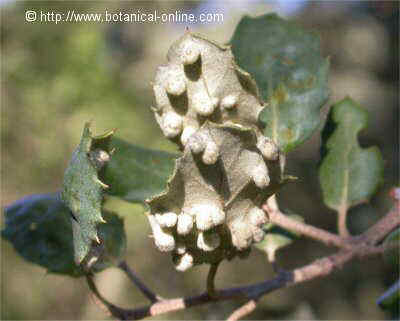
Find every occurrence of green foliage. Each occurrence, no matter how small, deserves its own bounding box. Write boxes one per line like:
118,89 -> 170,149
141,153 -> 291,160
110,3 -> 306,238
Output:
104,138 -> 177,203
230,13 -> 330,153
2,194 -> 126,276
2,194 -> 84,277
61,123 -> 114,264
319,97 -> 384,212
255,213 -> 304,262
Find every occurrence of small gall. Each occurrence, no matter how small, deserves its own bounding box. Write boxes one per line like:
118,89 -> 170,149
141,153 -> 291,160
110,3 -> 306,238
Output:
177,213 -> 194,235
153,84 -> 169,109
188,133 -> 205,154
162,112 -> 183,138
230,219 -> 253,250
155,212 -> 178,228
251,163 -> 270,188
257,136 -> 279,161
175,252 -> 194,272
181,41 -> 200,65
165,69 -> 186,96
180,125 -> 198,146
211,207 -> 225,226
148,215 -> 175,252
192,91 -> 216,116
191,204 -> 219,231
202,142 -> 219,165
220,94 -> 238,109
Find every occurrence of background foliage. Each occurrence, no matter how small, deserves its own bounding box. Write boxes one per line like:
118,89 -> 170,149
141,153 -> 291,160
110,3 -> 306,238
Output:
2,1 -> 398,319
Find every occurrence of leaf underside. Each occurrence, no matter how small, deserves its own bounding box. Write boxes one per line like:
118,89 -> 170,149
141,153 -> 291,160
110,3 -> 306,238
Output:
147,122 -> 285,269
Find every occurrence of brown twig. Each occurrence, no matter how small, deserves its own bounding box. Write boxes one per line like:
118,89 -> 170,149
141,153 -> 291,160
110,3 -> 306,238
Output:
226,299 -> 257,321
263,196 -> 352,249
118,260 -> 160,303
87,198 -> 400,320
361,205 -> 400,245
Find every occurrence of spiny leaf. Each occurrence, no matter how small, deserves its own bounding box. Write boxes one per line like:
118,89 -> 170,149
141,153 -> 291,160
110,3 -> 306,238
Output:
147,122 -> 285,271
61,122 -> 113,264
255,213 -> 304,262
1,194 -> 126,276
79,209 -> 126,271
319,97 -> 384,213
104,138 -> 177,204
230,13 -> 330,153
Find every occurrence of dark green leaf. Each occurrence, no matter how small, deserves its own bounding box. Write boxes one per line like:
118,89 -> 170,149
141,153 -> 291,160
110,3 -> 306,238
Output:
2,193 -> 83,276
61,123 -> 114,264
104,138 -> 177,203
377,280 -> 400,310
2,193 -> 126,276
319,97 -> 384,212
255,213 -> 304,262
230,13 -> 329,153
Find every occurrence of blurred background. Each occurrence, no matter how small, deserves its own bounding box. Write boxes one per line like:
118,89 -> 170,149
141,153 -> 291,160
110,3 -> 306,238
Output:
1,1 -> 398,319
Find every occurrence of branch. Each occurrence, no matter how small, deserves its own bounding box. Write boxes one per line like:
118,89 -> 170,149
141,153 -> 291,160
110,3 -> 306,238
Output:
263,196 -> 351,249
88,200 -> 400,320
361,205 -> 400,245
226,299 -> 257,321
118,260 -> 160,303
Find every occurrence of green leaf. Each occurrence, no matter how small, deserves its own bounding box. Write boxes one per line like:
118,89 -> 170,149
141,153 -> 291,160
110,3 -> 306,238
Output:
2,194 -> 126,276
255,213 -> 304,262
61,122 -> 114,264
377,280 -> 400,310
2,194 -> 84,277
230,13 -> 330,153
104,138 -> 177,203
319,97 -> 384,212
